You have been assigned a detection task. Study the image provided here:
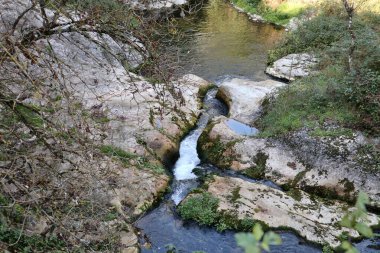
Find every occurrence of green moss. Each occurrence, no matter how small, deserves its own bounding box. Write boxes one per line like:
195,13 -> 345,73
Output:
310,128 -> 354,138
198,83 -> 217,101
286,188 -> 303,201
100,145 -> 137,165
15,104 -> 44,128
99,145 -> 166,174
229,186 -> 241,204
178,191 -> 268,232
198,124 -> 239,168
291,170 -> 307,187
243,151 -> 268,179
339,178 -> 355,196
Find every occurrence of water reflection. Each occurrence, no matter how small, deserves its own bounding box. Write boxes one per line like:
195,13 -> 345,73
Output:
169,0 -> 284,81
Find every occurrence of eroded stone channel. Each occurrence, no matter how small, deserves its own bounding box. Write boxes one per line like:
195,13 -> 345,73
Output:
135,0 -> 379,252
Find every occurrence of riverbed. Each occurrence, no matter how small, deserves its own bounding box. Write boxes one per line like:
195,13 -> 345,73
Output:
135,0 -> 379,252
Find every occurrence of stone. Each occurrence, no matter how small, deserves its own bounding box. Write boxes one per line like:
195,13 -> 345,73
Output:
206,176 -> 379,247
266,53 -> 318,81
127,0 -> 188,10
216,78 -> 285,125
200,117 -> 380,208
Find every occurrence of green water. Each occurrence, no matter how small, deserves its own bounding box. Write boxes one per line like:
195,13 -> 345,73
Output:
167,0 -> 284,81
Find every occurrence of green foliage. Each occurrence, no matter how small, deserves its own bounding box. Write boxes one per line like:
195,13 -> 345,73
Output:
243,151 -> 268,179
230,0 -> 305,25
99,145 -> 166,174
235,223 -> 282,253
340,192 -> 373,238
322,245 -> 334,253
263,6 -> 380,136
310,128 -> 354,138
178,193 -> 220,226
178,193 -> 258,232
339,192 -> 379,253
268,14 -> 346,64
258,65 -> 358,137
100,145 -> 137,165
260,2 -> 305,25
15,104 -> 44,129
0,223 -> 65,252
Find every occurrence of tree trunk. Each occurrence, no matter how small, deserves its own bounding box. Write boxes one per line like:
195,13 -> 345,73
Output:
342,0 -> 356,73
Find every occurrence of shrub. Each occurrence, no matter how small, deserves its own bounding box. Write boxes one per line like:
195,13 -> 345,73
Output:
178,193 -> 220,226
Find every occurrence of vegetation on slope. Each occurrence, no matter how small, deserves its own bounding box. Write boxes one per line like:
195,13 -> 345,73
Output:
258,1 -> 380,137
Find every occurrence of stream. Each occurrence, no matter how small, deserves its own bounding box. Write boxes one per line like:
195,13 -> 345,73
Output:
136,0 -> 379,252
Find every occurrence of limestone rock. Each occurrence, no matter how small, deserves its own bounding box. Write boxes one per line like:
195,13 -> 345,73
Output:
127,0 -> 188,10
200,118 -> 380,207
266,53 -> 318,81
217,78 -> 285,125
206,176 -> 379,247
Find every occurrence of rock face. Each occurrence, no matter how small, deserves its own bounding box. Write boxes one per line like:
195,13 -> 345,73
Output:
200,112 -> 380,208
199,76 -> 380,208
266,53 -> 318,81
30,31 -> 206,164
216,78 -> 285,125
128,0 -> 187,10
0,1 -> 206,251
205,176 -> 379,247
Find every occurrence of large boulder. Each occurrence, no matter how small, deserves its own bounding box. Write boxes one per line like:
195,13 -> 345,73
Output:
199,116 -> 380,208
127,0 -> 187,10
203,176 -> 378,247
216,78 -> 285,125
266,53 -> 318,81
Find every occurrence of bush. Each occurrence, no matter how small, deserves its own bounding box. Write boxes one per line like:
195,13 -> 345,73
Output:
178,193 -> 220,226
268,14 -> 347,64
263,7 -> 380,136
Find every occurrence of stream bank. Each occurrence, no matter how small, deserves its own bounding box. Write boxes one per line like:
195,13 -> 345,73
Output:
136,0 -> 379,252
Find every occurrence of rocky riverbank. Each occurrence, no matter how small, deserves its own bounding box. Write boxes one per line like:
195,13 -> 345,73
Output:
192,76 -> 379,247
0,1 -> 208,251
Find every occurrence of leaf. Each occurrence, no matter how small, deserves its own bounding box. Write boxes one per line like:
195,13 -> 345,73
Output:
253,224 -> 264,241
341,241 -> 359,253
235,233 -> 260,253
263,232 -> 282,245
355,192 -> 369,210
340,214 -> 353,228
354,223 -> 373,238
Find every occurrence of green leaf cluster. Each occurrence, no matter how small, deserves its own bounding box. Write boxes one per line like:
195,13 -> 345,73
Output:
235,224 -> 282,253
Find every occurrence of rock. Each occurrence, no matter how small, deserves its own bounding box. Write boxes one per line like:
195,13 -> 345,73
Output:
128,0 -> 188,10
205,176 -> 378,247
201,71 -> 379,207
283,129 -> 380,208
285,17 -> 303,32
199,118 -> 380,208
0,2 -> 207,252
199,116 -> 306,184
231,3 -> 265,22
120,225 -> 139,253
266,53 -> 318,81
216,78 -> 285,125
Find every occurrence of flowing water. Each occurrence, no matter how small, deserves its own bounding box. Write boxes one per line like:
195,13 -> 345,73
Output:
136,0 -> 379,252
